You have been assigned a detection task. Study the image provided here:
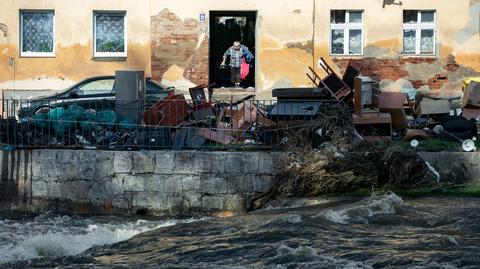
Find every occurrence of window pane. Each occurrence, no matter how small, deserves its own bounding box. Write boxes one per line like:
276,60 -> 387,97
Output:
349,11 -> 363,23
95,13 -> 125,53
403,10 -> 418,23
349,30 -> 362,54
421,11 -> 435,22
77,79 -> 115,95
22,12 -> 54,53
331,10 -> 346,24
403,30 -> 416,54
421,29 -> 434,54
331,30 -> 344,54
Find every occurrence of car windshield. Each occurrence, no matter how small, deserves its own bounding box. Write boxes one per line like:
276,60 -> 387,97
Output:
76,79 -> 115,95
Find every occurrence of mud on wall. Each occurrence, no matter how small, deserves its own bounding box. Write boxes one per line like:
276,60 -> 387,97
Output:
0,0 -> 151,92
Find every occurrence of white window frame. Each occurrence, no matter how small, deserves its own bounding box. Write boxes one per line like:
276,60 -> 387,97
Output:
402,10 -> 436,56
20,10 -> 55,58
93,11 -> 127,58
330,10 -> 364,56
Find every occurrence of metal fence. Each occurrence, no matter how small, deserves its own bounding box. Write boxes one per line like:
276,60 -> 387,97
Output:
0,97 -> 343,150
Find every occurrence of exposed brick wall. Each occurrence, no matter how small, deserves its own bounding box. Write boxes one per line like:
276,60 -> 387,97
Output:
151,9 -> 208,85
332,57 -> 452,90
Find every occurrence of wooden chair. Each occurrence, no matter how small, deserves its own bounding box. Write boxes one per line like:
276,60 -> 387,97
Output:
306,57 -> 362,103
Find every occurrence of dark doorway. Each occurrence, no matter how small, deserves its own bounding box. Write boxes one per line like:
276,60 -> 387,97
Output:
209,11 -> 256,88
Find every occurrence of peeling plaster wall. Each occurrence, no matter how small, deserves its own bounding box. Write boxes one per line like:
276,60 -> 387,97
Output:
0,0 -> 151,92
151,0 -> 479,98
150,0 -> 316,98
316,0 -> 480,96
1,0 -> 479,97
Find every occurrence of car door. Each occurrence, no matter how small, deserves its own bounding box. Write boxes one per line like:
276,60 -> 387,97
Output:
67,78 -> 116,111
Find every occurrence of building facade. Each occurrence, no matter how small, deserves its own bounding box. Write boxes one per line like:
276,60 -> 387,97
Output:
1,0 -> 479,98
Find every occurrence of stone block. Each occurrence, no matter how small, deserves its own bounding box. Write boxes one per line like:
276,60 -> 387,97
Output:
31,180 -> 48,197
223,194 -> 245,212
225,153 -> 246,176
132,151 -> 154,174
61,180 -> 91,200
34,149 -> 56,161
242,153 -> 260,174
227,175 -> 253,193
202,177 -> 228,194
110,174 -> 145,194
154,151 -> 175,174
192,152 -> 213,173
113,151 -> 132,173
210,152 -> 227,174
142,175 -> 166,192
202,195 -> 224,210
257,154 -> 274,174
253,176 -> 274,193
94,152 -> 114,178
164,176 -> 182,193
184,191 -> 202,208
173,151 -> 196,174
56,150 -> 77,164
182,176 -> 201,191
132,192 -> 168,209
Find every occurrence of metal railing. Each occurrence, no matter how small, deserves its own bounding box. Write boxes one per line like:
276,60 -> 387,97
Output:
0,97 -> 343,150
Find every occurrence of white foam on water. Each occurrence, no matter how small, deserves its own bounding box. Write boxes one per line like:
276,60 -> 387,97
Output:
0,215 -> 204,265
316,193 -> 403,225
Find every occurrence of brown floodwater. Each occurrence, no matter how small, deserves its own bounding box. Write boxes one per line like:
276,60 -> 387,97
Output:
3,194 -> 480,268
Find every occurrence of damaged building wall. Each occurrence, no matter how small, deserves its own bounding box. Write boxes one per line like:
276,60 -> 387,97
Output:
0,0 -> 151,92
315,0 -> 480,96
1,0 -> 478,97
152,0 -> 479,98
150,0 -> 316,98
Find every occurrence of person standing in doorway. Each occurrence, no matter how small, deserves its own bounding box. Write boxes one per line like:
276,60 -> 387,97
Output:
221,41 -> 253,87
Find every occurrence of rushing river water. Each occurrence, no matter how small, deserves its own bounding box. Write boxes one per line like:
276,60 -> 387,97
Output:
2,194 -> 480,268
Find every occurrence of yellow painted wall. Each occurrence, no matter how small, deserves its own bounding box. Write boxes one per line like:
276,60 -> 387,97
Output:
150,0 -> 316,98
151,0 -> 479,97
315,0 -> 480,69
0,0 -> 151,91
1,0 -> 479,96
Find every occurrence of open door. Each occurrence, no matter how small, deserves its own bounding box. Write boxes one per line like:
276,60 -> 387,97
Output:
209,11 -> 256,88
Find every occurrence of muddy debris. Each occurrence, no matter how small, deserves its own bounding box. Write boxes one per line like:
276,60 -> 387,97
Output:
252,143 -> 444,210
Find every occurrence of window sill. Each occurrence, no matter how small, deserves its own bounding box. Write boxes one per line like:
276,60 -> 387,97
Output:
93,52 -> 127,58
20,53 -> 56,58
331,54 -> 364,57
400,54 -> 436,58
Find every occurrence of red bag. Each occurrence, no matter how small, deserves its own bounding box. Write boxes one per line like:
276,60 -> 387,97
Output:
240,58 -> 250,80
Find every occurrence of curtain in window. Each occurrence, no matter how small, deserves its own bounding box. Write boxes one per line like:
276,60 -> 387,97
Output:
22,12 -> 54,53
331,30 -> 344,54
96,14 -> 125,53
421,29 -> 434,54
349,30 -> 362,54
403,30 -> 416,54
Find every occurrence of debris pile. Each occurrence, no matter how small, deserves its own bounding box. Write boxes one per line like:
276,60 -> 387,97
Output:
252,144 -> 442,210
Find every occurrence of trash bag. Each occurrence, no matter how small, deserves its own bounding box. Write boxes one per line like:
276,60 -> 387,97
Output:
118,118 -> 136,130
66,104 -> 85,121
48,107 -> 75,132
31,113 -> 48,128
96,110 -> 117,129
80,109 -> 97,131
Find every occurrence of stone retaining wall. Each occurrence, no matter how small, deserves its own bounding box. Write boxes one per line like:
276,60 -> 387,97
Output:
0,150 -> 284,216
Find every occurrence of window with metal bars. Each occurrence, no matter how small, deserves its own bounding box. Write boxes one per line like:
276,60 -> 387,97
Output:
94,11 -> 127,57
